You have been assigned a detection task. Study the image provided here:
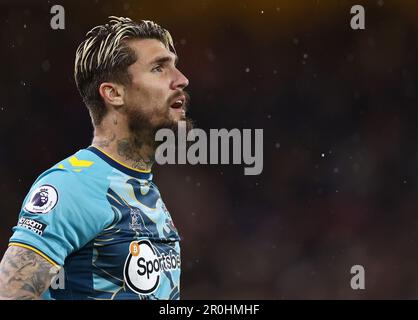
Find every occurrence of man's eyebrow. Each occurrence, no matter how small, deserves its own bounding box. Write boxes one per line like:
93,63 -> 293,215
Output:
149,55 -> 179,66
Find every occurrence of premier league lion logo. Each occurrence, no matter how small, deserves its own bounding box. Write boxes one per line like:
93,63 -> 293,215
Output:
24,184 -> 58,214
31,188 -> 49,207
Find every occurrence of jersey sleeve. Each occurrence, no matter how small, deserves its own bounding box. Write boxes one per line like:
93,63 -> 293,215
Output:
9,168 -> 115,266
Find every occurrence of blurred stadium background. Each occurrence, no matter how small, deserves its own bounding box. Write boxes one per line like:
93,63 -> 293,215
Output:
0,0 -> 416,298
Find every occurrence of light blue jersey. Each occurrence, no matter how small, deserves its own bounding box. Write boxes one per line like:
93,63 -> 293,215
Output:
9,146 -> 181,300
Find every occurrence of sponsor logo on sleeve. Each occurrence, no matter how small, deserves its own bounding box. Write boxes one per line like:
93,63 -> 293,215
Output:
24,184 -> 58,214
17,217 -> 47,236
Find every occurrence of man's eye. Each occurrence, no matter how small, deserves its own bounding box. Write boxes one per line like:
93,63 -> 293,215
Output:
152,65 -> 163,72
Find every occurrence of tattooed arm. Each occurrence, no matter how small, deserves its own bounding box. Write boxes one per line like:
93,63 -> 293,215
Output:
0,246 -> 57,300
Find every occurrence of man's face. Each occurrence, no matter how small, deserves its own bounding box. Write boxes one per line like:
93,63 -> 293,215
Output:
122,38 -> 190,135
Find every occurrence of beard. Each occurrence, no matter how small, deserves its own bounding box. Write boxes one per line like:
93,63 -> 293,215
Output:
125,91 -> 194,150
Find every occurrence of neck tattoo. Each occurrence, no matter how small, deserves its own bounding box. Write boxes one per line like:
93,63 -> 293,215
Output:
116,138 -> 154,171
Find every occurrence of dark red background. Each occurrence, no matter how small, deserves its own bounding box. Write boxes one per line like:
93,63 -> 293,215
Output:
0,0 -> 415,298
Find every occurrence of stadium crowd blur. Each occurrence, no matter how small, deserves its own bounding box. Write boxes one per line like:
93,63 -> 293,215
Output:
0,0 -> 416,298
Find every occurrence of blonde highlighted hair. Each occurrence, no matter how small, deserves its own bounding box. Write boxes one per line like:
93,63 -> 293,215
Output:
74,16 -> 176,125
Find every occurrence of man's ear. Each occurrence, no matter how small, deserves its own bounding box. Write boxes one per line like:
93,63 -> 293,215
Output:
99,83 -> 124,109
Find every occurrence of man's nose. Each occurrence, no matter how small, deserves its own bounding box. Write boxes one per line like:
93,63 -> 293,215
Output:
171,69 -> 189,90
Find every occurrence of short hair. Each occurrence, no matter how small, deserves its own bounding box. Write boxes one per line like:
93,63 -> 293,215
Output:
74,16 -> 176,126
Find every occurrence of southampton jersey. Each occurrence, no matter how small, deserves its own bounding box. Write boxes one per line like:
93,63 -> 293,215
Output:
9,146 -> 181,300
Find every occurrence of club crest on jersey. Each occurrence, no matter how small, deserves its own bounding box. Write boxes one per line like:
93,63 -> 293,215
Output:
129,207 -> 145,233
124,240 -> 181,295
24,184 -> 58,214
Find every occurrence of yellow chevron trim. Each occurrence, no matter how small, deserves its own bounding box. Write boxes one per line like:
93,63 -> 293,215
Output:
68,156 -> 94,168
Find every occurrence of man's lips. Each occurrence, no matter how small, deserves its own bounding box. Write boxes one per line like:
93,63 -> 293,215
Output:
170,95 -> 186,110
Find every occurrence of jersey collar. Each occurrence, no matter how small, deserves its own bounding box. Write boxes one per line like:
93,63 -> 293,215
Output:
87,146 -> 153,180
